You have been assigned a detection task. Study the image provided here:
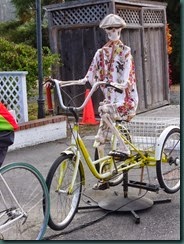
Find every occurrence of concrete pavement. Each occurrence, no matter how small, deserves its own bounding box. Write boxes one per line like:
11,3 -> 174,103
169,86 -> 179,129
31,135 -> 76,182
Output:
4,104 -> 180,240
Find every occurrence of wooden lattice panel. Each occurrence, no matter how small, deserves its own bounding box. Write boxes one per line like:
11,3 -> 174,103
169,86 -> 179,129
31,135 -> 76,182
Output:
117,8 -> 141,25
0,72 -> 28,123
51,3 -> 109,26
51,5 -> 164,27
143,9 -> 164,24
0,76 -> 19,111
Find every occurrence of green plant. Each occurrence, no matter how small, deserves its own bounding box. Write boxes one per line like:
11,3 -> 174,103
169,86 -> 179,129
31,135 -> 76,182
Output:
151,0 -> 180,84
11,0 -> 72,23
0,19 -> 49,49
0,37 -> 60,96
169,22 -> 180,84
28,102 -> 38,120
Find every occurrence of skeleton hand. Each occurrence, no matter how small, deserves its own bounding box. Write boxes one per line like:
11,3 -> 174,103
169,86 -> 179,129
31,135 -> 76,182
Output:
98,102 -> 116,114
44,77 -> 57,89
44,77 -> 87,88
126,114 -> 135,122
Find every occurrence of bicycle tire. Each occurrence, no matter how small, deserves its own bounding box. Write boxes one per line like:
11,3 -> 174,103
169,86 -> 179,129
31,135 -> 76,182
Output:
0,162 -> 50,240
156,127 -> 180,194
94,124 -> 131,186
46,154 -> 82,231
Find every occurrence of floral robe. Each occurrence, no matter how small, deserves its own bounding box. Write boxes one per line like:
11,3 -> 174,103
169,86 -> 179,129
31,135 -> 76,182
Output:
85,40 -> 138,119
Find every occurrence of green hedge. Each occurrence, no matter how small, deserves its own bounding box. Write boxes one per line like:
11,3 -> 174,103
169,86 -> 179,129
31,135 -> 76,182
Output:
0,37 -> 60,95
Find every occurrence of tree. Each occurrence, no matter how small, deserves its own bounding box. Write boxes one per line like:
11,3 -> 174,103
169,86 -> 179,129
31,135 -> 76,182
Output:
0,37 -> 60,95
11,0 -> 72,22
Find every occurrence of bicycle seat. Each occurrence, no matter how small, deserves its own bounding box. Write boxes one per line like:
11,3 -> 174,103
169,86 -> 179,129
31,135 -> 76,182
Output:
108,150 -> 129,161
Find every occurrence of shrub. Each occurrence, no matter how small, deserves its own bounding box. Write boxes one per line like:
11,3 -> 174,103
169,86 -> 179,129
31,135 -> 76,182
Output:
0,19 -> 50,48
0,37 -> 60,95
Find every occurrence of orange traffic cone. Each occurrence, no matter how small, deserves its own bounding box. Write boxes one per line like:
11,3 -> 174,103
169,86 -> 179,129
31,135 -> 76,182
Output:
80,89 -> 99,125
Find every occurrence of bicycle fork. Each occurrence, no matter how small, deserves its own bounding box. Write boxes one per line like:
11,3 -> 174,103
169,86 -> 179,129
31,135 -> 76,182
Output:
57,151 -> 81,195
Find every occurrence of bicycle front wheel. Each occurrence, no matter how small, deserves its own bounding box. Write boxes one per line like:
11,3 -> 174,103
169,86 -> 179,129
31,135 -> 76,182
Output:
0,162 -> 50,240
46,154 -> 82,231
156,127 -> 180,194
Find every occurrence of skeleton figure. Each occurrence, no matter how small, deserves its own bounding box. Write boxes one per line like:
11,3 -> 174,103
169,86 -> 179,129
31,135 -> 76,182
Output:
50,14 -> 138,160
48,14 -> 139,189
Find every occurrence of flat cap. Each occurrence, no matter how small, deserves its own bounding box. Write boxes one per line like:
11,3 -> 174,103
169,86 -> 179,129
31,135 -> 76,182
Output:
99,14 -> 126,29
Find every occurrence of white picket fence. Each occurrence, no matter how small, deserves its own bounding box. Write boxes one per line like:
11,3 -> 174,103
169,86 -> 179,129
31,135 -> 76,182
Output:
0,71 -> 28,123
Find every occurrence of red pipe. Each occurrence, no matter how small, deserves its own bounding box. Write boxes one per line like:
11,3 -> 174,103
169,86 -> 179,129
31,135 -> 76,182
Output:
46,86 -> 53,113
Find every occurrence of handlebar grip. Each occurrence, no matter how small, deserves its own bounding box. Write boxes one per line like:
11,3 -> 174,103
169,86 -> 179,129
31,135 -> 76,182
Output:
44,78 -> 56,89
105,83 -> 123,94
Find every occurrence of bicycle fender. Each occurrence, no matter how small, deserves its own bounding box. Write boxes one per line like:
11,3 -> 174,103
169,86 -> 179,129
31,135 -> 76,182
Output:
61,150 -> 75,156
155,125 -> 180,160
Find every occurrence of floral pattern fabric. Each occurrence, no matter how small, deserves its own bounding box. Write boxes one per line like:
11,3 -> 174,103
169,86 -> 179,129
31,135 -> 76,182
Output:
85,40 -> 138,119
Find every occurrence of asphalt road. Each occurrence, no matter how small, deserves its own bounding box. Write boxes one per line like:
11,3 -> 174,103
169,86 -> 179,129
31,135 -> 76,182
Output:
4,109 -> 180,241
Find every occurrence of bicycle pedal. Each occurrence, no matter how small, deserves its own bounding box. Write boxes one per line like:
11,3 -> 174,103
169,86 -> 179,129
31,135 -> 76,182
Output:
92,182 -> 110,190
108,150 -> 129,161
128,181 -> 160,192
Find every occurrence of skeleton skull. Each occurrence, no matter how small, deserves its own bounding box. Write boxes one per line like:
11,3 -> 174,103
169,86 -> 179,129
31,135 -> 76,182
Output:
105,27 -> 122,41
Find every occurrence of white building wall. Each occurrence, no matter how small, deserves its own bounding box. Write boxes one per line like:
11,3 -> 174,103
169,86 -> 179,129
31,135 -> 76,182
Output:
0,0 -> 16,22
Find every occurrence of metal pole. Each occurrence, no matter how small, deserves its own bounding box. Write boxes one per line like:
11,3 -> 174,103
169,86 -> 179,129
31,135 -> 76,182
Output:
36,0 -> 45,118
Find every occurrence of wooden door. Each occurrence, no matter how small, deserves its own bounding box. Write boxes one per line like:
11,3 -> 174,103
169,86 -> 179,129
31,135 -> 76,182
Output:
142,7 -> 169,110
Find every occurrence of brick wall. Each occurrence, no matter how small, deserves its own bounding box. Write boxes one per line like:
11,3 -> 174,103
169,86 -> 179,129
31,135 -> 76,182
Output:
9,115 -> 67,151
18,116 -> 66,131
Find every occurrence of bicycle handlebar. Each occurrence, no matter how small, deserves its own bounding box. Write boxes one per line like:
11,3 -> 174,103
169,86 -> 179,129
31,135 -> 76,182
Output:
53,79 -> 122,112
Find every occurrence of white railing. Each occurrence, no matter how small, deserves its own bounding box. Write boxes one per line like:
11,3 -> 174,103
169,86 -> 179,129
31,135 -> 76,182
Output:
0,71 -> 28,123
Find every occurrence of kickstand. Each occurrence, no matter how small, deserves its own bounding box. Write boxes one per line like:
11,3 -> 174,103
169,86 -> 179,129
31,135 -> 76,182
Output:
131,210 -> 140,224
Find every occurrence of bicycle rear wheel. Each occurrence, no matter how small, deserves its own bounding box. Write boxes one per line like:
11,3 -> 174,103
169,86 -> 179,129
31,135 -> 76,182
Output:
156,127 -> 180,194
46,154 -> 82,230
0,162 -> 50,240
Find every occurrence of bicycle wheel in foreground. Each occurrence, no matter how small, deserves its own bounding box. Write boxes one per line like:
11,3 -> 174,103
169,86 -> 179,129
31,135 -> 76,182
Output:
46,154 -> 82,231
0,162 -> 50,240
156,127 -> 180,194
